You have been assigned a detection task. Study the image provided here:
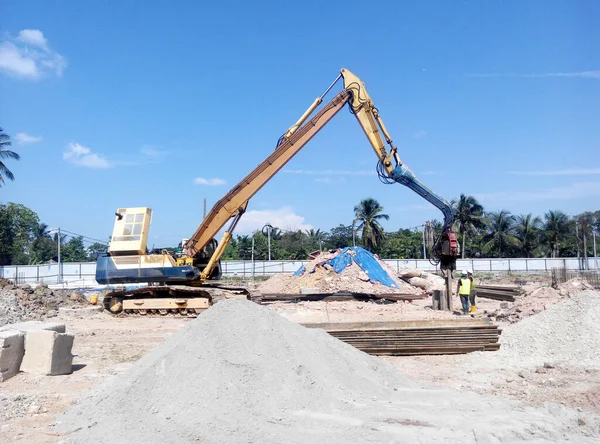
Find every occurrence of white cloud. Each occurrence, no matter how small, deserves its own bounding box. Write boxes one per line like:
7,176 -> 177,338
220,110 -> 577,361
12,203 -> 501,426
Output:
508,168 -> 600,176
0,29 -> 67,78
193,177 -> 226,186
412,129 -> 427,139
17,29 -> 48,50
63,142 -> 112,168
468,71 -> 600,80
14,132 -> 43,145
283,169 -> 375,176
315,178 -> 330,183
474,181 -> 600,203
235,206 -> 313,234
0,42 -> 38,77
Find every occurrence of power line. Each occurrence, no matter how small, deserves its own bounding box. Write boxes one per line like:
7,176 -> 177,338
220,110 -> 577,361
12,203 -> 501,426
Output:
49,228 -> 108,246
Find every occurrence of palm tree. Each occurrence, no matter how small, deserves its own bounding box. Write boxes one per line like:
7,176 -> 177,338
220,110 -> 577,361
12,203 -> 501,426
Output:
481,210 -> 518,257
515,213 -> 542,257
451,194 -> 484,258
543,210 -> 570,258
0,128 -> 20,186
353,198 -> 389,252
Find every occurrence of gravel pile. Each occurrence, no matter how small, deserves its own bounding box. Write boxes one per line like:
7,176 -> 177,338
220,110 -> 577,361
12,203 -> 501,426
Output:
497,290 -> 600,369
56,299 -> 598,443
0,278 -> 87,326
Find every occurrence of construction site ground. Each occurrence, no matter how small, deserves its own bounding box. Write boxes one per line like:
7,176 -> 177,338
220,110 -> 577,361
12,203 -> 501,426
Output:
1,272 -> 599,442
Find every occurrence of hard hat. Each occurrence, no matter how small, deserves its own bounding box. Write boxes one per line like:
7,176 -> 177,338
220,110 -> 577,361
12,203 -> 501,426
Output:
461,269 -> 468,276
467,269 -> 473,274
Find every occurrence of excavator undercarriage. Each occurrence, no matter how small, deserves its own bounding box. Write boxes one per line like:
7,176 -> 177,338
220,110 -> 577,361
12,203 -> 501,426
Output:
102,284 -> 250,317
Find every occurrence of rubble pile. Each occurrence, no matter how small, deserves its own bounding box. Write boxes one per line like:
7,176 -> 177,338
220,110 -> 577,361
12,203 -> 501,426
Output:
0,278 -> 86,326
486,278 -> 593,323
258,248 -> 423,295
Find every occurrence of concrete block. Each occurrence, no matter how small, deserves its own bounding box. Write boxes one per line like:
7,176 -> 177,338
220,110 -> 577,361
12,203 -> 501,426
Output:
21,330 -> 74,376
0,320 -> 66,334
299,287 -> 320,294
0,330 -> 25,382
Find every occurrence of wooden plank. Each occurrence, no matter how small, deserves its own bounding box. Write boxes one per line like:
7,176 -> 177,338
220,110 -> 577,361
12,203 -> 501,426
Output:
302,318 -> 493,331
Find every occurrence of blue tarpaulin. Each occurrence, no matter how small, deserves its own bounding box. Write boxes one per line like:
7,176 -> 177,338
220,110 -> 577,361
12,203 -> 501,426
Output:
294,247 -> 399,288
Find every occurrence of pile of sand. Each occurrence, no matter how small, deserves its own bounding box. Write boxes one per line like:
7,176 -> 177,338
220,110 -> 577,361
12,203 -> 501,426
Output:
56,299 -> 598,443
258,250 -> 422,295
494,290 -> 600,370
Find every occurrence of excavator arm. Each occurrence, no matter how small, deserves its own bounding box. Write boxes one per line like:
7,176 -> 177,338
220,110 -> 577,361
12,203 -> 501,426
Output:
185,68 -> 458,281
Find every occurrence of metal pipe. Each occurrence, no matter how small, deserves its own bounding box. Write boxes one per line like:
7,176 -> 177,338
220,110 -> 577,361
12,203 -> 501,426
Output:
320,73 -> 342,99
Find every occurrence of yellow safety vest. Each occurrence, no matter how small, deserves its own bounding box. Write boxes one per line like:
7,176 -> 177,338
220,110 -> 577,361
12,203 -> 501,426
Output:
458,278 -> 471,295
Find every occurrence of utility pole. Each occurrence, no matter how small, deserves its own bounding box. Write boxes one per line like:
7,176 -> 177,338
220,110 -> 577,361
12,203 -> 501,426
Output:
57,227 -> 61,283
583,227 -> 588,270
352,221 -> 356,247
262,223 -> 273,261
251,235 -> 255,281
203,198 -> 207,218
594,230 -> 598,270
576,222 -> 581,270
421,224 -> 426,259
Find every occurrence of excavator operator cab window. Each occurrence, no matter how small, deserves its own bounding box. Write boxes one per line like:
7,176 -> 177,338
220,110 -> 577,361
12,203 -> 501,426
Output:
122,213 -> 144,238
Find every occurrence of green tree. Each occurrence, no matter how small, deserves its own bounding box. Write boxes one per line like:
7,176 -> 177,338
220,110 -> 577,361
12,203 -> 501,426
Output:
324,225 -> 354,249
61,236 -> 88,262
514,213 -> 542,258
0,128 -> 20,186
305,228 -> 324,252
86,242 -> 108,261
0,203 -> 40,264
451,194 -> 484,259
279,230 -> 310,259
481,210 -> 518,258
353,198 -> 389,252
30,223 -> 57,264
543,210 -> 570,258
236,235 -> 253,260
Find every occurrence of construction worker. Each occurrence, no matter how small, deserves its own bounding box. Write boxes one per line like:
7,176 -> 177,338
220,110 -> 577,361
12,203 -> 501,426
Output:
468,269 -> 477,314
456,270 -> 471,315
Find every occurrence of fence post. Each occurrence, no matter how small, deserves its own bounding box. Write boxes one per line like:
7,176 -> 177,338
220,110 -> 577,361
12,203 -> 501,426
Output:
489,260 -> 492,272
15,266 -> 18,284
545,259 -> 547,272
37,265 -> 39,283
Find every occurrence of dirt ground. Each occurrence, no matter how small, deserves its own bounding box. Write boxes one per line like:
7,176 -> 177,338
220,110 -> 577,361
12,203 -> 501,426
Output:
1,275 -> 599,442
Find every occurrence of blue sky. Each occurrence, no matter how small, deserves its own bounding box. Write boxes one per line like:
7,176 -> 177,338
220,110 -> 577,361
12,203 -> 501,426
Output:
1,0 -> 599,249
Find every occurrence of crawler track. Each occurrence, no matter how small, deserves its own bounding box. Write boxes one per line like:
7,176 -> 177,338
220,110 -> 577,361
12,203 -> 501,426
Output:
102,284 -> 250,317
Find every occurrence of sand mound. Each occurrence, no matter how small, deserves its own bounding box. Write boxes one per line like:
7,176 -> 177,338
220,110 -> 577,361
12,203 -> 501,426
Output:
497,290 -> 600,370
57,299 -> 598,443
